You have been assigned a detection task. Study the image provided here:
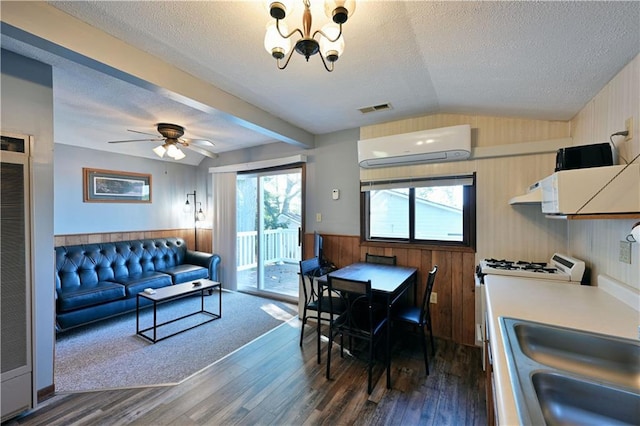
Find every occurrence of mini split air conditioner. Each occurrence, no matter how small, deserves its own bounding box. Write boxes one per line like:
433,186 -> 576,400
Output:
357,124 -> 471,168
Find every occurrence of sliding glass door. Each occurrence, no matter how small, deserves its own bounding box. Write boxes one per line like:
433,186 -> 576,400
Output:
236,167 -> 303,301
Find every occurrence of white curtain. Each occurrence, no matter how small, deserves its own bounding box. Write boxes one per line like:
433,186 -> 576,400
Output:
211,172 -> 237,290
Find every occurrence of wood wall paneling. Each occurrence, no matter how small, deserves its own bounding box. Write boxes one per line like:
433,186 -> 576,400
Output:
308,233 -> 477,346
461,252 -> 478,345
359,113 -> 569,146
54,228 -> 213,254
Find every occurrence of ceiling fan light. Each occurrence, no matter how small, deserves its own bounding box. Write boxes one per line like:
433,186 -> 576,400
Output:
319,24 -> 344,59
264,21 -> 291,58
166,143 -> 179,157
172,148 -> 186,160
153,144 -> 166,158
324,0 -> 355,24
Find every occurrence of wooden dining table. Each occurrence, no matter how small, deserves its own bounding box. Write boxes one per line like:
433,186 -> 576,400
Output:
316,262 -> 418,389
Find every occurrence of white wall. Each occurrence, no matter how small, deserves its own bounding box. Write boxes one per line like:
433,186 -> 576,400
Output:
204,128 -> 361,237
1,49 -> 55,397
309,129 -> 360,235
569,54 -> 640,289
54,144 -> 200,234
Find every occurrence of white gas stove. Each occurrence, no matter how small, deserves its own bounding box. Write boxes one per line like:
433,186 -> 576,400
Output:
478,252 -> 586,283
474,252 -> 587,355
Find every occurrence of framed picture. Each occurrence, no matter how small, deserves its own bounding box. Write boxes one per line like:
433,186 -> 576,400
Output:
83,168 -> 152,203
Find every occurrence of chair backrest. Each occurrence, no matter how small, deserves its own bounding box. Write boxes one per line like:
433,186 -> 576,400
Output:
328,276 -> 371,297
326,275 -> 373,331
299,257 -> 321,303
420,265 -> 438,322
365,253 -> 397,265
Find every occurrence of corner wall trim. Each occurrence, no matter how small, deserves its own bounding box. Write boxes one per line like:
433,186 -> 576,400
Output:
471,137 -> 572,160
209,154 -> 307,174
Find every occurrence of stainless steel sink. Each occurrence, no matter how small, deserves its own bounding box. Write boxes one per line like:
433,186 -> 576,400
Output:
532,372 -> 640,426
500,317 -> 640,425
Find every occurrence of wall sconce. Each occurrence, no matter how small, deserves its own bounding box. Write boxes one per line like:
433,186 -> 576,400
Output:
185,190 -> 206,251
196,202 -> 206,221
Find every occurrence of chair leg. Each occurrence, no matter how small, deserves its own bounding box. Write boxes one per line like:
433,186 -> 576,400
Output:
326,327 -> 333,380
385,322 -> 391,390
299,306 -> 308,347
427,317 -> 435,355
316,318 -> 322,364
421,325 -> 429,375
368,336 -> 374,394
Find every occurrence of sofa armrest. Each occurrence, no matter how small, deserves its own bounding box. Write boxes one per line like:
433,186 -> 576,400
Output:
185,250 -> 221,282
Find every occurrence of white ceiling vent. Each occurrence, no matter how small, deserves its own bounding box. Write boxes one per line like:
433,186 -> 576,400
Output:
357,124 -> 471,168
358,103 -> 392,114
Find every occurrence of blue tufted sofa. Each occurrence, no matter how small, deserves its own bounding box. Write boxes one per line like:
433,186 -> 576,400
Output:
55,237 -> 221,332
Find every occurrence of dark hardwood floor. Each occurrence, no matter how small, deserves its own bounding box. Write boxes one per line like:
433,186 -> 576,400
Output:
6,320 -> 486,425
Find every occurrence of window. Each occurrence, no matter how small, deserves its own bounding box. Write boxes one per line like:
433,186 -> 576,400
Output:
361,174 -> 476,248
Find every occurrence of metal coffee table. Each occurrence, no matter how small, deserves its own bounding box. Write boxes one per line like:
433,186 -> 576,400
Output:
136,279 -> 221,343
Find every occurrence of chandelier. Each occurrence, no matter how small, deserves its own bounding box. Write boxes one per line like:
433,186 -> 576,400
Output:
263,0 -> 356,72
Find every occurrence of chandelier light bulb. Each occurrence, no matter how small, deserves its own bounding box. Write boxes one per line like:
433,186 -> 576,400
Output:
266,0 -> 295,19
319,23 -> 344,62
324,0 -> 356,24
265,21 -> 291,58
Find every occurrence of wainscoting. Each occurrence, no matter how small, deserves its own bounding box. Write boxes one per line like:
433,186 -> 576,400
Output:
54,228 -> 213,254
54,231 -> 476,346
304,233 -> 477,347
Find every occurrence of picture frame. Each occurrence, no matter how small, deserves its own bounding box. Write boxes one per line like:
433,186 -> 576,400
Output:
83,168 -> 152,203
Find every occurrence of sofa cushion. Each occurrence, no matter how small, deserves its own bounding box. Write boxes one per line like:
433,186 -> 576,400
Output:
57,281 -> 126,313
117,271 -> 173,297
159,264 -> 209,284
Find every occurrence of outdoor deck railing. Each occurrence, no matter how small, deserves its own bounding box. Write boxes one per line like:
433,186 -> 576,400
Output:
237,229 -> 301,270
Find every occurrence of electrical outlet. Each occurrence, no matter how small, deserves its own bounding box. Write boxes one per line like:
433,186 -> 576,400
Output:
619,241 -> 632,264
316,213 -> 322,222
625,117 -> 633,141
430,292 -> 437,304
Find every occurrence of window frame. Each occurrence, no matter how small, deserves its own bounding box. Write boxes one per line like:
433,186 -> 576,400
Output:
360,173 -> 476,249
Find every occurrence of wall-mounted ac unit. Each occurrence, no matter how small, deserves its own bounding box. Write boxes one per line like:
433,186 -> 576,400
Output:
357,124 -> 471,168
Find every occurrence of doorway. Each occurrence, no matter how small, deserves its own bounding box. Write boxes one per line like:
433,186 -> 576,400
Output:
236,166 -> 303,302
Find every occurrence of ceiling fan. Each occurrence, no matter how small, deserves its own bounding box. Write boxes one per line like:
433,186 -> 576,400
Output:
108,123 -> 217,160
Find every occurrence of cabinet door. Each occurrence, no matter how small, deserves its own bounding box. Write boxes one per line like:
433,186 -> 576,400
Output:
1,134 -> 33,421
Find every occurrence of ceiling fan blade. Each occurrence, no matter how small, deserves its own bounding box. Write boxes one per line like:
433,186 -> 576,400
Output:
182,138 -> 215,147
128,129 -> 159,137
185,144 -> 218,159
108,138 -> 163,144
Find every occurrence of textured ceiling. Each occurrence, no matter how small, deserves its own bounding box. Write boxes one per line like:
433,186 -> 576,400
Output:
2,1 -> 639,165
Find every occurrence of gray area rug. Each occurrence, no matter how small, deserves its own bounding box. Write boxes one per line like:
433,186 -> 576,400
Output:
55,290 -> 298,392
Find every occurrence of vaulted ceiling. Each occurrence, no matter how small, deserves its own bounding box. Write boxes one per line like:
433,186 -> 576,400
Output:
2,1 -> 638,165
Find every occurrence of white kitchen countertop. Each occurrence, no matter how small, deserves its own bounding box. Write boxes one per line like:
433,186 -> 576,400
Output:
484,275 -> 640,425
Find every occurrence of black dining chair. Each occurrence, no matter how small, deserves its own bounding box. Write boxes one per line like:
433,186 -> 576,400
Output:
392,265 -> 438,375
365,253 -> 397,265
326,275 -> 389,394
299,257 -> 346,363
